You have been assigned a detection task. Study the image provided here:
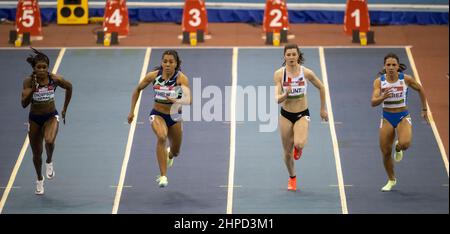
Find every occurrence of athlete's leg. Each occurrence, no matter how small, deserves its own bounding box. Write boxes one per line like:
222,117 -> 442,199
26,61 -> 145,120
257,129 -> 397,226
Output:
43,116 -> 59,164
379,119 -> 396,180
167,122 -> 182,158
28,122 -> 44,181
151,115 -> 169,176
293,117 -> 309,150
279,115 -> 295,177
396,116 -> 412,152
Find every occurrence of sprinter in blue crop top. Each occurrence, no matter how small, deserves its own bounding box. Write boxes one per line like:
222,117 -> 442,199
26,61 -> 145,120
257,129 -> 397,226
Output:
128,50 -> 191,188
21,48 -> 73,195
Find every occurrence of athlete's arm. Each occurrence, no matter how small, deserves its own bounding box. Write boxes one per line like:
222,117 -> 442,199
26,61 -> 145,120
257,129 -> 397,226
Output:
128,71 -> 157,124
304,68 -> 328,121
53,74 -> 72,124
168,72 -> 191,105
405,75 -> 429,123
21,77 -> 34,108
274,69 -> 288,104
371,78 -> 392,107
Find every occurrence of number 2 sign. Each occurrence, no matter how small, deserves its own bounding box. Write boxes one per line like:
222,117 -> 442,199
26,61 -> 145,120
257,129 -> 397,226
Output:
182,0 -> 208,33
15,0 -> 42,38
263,0 -> 289,33
344,0 -> 370,35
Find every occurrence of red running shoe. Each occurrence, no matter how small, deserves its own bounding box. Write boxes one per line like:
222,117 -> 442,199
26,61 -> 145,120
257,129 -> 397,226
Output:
293,146 -> 302,160
288,177 -> 297,191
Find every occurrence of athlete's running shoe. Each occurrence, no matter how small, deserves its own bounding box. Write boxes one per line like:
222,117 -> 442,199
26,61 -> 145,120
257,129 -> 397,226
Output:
156,175 -> 168,188
35,178 -> 45,195
46,162 -> 55,180
288,177 -> 297,191
293,147 -> 302,160
167,147 -> 174,168
381,179 -> 397,192
394,140 -> 403,162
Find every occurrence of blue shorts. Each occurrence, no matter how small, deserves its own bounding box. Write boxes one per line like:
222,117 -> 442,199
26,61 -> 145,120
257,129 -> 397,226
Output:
382,110 -> 410,128
150,109 -> 181,128
29,110 -> 59,127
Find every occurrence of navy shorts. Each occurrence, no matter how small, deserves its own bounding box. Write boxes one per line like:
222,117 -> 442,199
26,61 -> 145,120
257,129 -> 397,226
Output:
150,109 -> 181,128
382,110 -> 410,128
29,110 -> 59,127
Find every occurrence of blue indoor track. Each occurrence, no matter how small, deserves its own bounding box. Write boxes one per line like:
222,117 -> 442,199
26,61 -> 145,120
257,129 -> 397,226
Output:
0,47 -> 447,214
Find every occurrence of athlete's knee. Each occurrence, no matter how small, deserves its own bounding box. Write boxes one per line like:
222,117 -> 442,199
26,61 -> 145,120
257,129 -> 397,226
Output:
294,140 -> 306,149
156,134 -> 167,144
396,141 -> 410,151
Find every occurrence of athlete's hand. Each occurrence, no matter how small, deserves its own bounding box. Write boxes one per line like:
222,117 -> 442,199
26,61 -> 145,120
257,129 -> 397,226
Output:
382,87 -> 393,99
421,110 -> 430,124
127,113 -> 134,124
166,96 -> 177,104
320,109 -> 329,122
61,110 -> 66,125
31,74 -> 39,91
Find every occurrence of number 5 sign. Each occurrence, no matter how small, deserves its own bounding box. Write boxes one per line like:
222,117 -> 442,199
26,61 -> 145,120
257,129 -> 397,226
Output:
344,0 -> 370,35
103,0 -> 129,36
263,0 -> 289,33
182,0 -> 208,33
15,0 -> 42,38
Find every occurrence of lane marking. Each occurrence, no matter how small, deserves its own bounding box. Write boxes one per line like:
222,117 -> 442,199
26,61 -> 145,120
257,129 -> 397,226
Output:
112,48 -> 152,214
406,47 -> 449,177
0,46 -> 415,50
226,47 -> 238,214
0,48 -> 66,214
319,47 -> 349,214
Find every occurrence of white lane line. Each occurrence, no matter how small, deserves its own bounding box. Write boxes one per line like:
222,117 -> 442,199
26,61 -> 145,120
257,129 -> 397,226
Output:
319,47 -> 349,214
112,48 -> 152,214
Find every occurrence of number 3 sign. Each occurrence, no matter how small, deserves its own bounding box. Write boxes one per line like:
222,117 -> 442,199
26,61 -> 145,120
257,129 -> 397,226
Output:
15,0 -> 43,38
263,0 -> 289,33
182,0 -> 208,33
344,0 -> 370,35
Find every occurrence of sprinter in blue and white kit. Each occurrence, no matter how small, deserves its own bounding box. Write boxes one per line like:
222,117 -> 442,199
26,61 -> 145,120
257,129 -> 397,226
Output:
371,53 -> 429,192
128,50 -> 191,188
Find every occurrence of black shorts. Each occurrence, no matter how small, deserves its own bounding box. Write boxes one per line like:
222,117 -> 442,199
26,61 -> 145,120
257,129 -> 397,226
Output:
29,110 -> 59,127
280,108 -> 310,124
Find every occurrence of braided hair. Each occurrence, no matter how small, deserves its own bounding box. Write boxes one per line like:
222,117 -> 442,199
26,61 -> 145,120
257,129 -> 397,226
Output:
378,53 -> 407,76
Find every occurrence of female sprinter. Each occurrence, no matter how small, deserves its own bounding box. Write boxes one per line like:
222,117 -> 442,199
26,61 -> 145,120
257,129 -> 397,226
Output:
274,44 -> 328,191
21,48 -> 73,195
128,50 -> 191,188
371,53 -> 429,192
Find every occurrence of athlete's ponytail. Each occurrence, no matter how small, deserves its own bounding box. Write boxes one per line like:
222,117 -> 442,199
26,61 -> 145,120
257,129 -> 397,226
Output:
27,47 -> 50,68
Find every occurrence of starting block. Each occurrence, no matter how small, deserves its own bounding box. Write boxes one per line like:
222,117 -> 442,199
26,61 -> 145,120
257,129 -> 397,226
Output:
9,31 -> 31,47
352,30 -> 375,45
265,28 -> 288,46
182,30 -> 205,46
97,31 -> 119,46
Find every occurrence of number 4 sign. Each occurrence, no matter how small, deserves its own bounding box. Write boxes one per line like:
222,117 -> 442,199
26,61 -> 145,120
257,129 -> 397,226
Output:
182,0 -> 208,33
15,0 -> 43,39
344,0 -> 370,35
103,0 -> 129,36
263,0 -> 289,33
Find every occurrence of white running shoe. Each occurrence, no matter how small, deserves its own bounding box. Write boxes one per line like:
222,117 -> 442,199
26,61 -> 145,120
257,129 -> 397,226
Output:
46,162 -> 55,180
166,147 -> 174,169
394,140 -> 403,162
381,179 -> 397,192
35,178 -> 45,195
156,175 -> 168,188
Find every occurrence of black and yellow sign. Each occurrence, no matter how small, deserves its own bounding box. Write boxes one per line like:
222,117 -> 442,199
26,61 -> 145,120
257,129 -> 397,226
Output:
57,0 -> 88,24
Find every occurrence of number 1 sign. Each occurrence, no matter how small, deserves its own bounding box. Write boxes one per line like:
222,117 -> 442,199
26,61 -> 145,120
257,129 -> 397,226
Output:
344,0 -> 370,35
